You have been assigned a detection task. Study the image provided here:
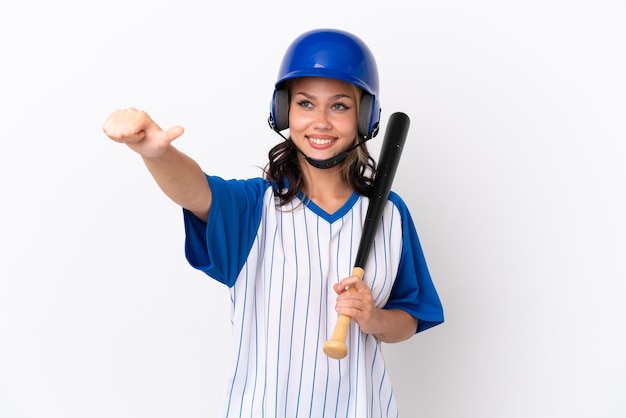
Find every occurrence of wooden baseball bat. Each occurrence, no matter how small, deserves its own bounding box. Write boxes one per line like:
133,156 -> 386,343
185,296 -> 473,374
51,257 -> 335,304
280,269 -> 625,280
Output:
323,111 -> 410,359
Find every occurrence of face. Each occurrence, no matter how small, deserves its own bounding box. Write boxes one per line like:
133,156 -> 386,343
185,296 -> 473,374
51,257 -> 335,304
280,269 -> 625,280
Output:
288,77 -> 359,163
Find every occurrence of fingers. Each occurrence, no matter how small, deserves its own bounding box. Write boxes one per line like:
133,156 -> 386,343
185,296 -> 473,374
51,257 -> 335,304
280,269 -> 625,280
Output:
333,276 -> 382,334
103,108 -> 185,158
102,107 -> 151,143
334,277 -> 374,313
102,107 -> 183,143
334,275 -> 368,294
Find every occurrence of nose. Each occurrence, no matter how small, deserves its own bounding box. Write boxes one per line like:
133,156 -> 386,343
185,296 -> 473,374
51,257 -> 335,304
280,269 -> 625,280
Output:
313,108 -> 332,129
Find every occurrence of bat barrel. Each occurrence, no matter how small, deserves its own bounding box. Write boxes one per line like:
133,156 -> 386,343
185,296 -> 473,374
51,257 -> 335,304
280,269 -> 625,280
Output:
354,112 -> 410,269
324,112 -> 410,359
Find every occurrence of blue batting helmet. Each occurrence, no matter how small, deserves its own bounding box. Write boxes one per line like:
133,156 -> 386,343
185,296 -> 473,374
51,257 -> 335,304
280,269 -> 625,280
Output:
268,28 -> 381,139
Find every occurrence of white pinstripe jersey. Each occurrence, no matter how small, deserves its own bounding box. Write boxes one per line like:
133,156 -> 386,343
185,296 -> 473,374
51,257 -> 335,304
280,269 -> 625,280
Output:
184,176 -> 444,417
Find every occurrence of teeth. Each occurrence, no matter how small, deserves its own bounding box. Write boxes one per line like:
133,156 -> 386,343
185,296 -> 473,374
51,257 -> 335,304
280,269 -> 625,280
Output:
309,137 -> 333,145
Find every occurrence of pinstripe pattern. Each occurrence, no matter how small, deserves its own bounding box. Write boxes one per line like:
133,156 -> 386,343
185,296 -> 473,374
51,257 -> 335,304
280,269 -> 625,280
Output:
221,187 -> 403,417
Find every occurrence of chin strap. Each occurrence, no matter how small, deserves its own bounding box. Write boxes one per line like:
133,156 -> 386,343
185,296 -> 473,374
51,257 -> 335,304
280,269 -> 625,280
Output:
272,128 -> 370,169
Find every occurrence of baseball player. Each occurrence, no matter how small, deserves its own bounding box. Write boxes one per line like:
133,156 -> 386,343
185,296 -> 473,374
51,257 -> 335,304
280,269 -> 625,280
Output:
103,28 -> 444,417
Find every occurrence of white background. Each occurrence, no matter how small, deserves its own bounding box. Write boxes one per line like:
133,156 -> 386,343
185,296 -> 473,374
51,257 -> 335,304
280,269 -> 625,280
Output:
1,0 -> 625,417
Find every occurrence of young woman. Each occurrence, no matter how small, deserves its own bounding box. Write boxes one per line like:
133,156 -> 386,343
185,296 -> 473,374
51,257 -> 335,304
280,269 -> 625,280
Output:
103,28 -> 444,417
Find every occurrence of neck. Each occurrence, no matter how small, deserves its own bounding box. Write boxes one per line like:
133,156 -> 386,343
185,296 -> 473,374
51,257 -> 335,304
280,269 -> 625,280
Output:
301,169 -> 354,214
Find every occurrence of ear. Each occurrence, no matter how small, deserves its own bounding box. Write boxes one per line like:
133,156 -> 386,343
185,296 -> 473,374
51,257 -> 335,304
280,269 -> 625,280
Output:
358,93 -> 374,138
271,89 -> 290,132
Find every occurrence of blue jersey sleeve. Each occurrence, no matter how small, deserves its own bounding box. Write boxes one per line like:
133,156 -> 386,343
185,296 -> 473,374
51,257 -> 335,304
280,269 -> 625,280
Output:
183,175 -> 269,287
384,192 -> 444,333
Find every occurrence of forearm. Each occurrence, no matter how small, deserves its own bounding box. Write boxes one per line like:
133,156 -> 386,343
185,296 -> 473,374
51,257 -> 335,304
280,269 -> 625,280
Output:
371,309 -> 418,343
142,145 -> 212,221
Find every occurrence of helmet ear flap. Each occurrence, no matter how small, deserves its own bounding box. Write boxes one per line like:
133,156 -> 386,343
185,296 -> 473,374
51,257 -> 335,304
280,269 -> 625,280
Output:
270,89 -> 290,132
358,93 -> 379,139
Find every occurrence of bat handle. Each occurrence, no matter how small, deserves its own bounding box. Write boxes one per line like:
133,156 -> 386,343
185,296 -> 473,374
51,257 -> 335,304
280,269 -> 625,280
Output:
323,267 -> 365,359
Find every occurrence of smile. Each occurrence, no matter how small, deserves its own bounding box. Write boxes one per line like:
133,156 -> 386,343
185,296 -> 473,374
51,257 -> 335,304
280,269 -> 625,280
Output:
308,137 -> 334,145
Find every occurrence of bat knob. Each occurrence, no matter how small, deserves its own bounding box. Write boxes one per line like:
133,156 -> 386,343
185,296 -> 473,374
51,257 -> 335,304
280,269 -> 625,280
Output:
323,340 -> 348,359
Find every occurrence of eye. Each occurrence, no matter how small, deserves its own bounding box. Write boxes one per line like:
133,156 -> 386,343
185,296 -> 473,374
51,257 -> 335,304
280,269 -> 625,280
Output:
296,100 -> 313,109
332,102 -> 351,111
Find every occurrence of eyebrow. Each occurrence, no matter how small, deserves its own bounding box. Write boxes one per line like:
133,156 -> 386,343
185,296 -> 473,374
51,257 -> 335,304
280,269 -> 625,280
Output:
293,91 -> 354,101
